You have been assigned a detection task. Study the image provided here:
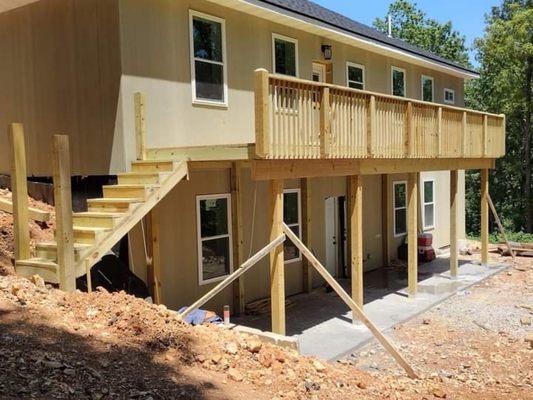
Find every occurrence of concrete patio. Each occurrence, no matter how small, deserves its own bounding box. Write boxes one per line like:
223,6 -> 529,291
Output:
233,256 -> 508,360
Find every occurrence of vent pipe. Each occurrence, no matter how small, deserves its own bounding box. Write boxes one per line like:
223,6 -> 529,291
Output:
388,15 -> 392,38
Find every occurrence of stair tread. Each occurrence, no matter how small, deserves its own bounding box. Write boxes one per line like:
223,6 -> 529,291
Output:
72,226 -> 111,232
131,159 -> 175,164
87,198 -> 144,203
102,184 -> 160,189
73,211 -> 125,218
117,171 -> 165,176
36,241 -> 92,249
16,258 -> 58,267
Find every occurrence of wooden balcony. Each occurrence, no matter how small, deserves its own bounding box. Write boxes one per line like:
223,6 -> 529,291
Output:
254,69 -> 506,161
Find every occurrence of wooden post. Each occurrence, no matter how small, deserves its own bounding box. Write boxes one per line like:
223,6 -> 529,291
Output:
482,114 -> 488,157
255,69 -> 270,158
231,162 -> 245,314
85,258 -> 93,293
367,95 -> 376,156
487,194 -> 515,261
437,107 -> 442,156
134,92 -> 147,161
450,170 -> 459,277
480,169 -> 489,265
407,172 -> 418,298
301,178 -> 313,293
150,207 -> 162,304
52,135 -> 76,292
320,87 -> 331,157
8,123 -> 30,261
270,179 -> 285,335
381,174 -> 390,266
349,175 -> 363,311
461,111 -> 467,157
405,101 -> 414,157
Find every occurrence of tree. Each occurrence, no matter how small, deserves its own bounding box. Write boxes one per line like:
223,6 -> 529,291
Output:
373,0 -> 470,67
467,0 -> 533,233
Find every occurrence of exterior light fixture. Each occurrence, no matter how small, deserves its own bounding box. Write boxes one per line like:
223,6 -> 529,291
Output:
321,45 -> 332,60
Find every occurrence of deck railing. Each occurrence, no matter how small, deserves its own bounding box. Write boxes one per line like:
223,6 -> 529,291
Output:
254,69 -> 506,160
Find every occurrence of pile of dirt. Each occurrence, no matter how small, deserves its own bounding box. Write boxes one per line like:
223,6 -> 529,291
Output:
0,189 -> 55,275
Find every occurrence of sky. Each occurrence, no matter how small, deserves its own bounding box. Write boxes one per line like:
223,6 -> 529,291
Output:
312,0 -> 502,66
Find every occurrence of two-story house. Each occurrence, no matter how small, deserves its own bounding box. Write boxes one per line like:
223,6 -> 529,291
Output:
0,0 -> 504,336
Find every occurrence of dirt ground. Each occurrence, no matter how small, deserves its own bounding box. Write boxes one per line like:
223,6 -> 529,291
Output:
0,190 -> 531,399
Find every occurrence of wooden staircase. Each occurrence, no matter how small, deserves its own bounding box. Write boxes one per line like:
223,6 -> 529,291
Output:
15,160 -> 188,284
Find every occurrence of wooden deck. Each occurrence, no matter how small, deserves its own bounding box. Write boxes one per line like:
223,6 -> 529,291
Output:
254,69 -> 506,160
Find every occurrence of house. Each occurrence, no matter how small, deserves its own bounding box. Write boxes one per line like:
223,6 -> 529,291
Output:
0,0 -> 504,336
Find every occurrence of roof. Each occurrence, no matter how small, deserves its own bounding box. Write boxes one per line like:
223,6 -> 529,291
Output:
256,0 -> 477,76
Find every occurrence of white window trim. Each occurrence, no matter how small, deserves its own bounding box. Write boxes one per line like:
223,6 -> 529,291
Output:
272,33 -> 299,77
393,181 -> 407,237
346,62 -> 365,90
444,88 -> 455,105
422,179 -> 436,230
189,10 -> 228,108
391,66 -> 407,97
196,193 -> 233,285
283,188 -> 302,264
421,75 -> 434,102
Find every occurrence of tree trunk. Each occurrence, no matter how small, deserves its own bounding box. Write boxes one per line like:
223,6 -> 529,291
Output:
522,56 -> 532,232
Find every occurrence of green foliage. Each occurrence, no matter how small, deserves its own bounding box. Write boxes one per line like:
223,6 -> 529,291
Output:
467,231 -> 533,244
373,0 -> 471,67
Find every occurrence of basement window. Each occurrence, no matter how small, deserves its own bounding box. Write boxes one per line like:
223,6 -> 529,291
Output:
421,75 -> 434,102
196,194 -> 233,285
391,66 -> 406,97
423,179 -> 435,230
393,181 -> 407,237
273,34 -> 299,77
284,189 -> 302,263
189,10 -> 227,106
346,62 -> 365,90
444,88 -> 455,104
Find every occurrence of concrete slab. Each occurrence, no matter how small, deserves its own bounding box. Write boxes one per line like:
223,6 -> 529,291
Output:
233,257 -> 508,361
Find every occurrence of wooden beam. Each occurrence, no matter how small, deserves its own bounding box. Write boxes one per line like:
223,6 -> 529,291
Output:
487,193 -> 515,261
150,206 -> 162,304
349,175 -> 363,310
180,234 -> 286,319
134,92 -> 147,161
282,224 -> 418,379
255,68 -> 270,158
52,135 -> 76,292
270,179 -> 285,335
231,162 -> 245,314
0,198 -> 50,223
407,173 -> 418,298
8,123 -> 30,261
320,87 -> 331,157
381,174 -> 390,266
480,169 -> 489,265
301,178 -> 313,293
147,144 -> 254,162
450,170 -> 459,277
252,158 -> 497,180
85,258 -> 93,293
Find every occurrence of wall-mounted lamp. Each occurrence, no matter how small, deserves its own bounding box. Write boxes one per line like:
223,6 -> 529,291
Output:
321,45 -> 332,60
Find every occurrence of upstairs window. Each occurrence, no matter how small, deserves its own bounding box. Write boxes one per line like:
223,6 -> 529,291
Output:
347,62 -> 365,90
444,88 -> 455,104
421,75 -> 434,102
391,66 -> 406,97
423,180 -> 435,229
283,189 -> 301,263
196,194 -> 233,284
393,181 -> 407,236
189,11 -> 227,105
273,34 -> 298,77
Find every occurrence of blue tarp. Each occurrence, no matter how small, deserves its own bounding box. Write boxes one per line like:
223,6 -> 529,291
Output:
178,307 -> 223,325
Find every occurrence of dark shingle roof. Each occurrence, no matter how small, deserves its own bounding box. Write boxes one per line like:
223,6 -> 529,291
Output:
255,0 -> 477,76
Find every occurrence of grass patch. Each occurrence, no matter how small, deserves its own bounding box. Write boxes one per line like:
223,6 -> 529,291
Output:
467,231 -> 533,244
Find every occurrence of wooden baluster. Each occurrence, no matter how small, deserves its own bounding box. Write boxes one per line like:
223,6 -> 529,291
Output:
320,87 -> 331,158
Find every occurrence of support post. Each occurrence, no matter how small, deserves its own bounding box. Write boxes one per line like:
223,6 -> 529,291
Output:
381,174 -> 390,266
8,123 -> 30,261
301,178 -> 313,293
320,87 -> 331,157
231,162 -> 245,314
52,135 -> 76,292
270,179 -> 285,335
255,69 -> 270,158
407,172 -> 418,298
149,207 -> 162,304
450,170 -> 459,277
349,175 -> 363,312
134,92 -> 147,161
480,169 -> 489,265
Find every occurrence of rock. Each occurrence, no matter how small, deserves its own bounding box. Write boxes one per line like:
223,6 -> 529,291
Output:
195,354 -> 206,363
245,339 -> 262,354
525,333 -> 533,349
30,274 -> 45,288
312,360 -> 327,372
520,316 -> 531,326
431,387 -> 447,398
63,368 -> 76,376
227,368 -> 243,382
95,286 -> 108,293
258,351 -> 274,368
43,361 -> 63,369
211,354 -> 222,364
356,381 -> 368,389
423,319 -> 431,325
225,342 -> 239,355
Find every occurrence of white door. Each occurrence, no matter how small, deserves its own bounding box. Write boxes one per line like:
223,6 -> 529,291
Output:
312,62 -> 326,83
325,197 -> 339,277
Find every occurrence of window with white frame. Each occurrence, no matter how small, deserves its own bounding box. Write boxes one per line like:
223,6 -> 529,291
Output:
393,181 -> 407,236
391,66 -> 406,97
421,75 -> 434,102
444,88 -> 455,104
189,11 -> 227,105
346,62 -> 365,90
273,34 -> 298,77
423,180 -> 435,229
196,194 -> 233,284
283,189 -> 301,262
